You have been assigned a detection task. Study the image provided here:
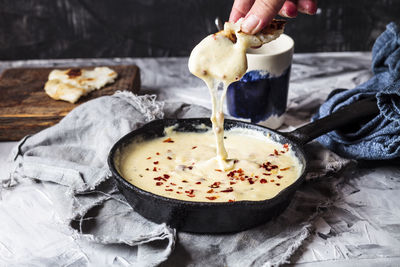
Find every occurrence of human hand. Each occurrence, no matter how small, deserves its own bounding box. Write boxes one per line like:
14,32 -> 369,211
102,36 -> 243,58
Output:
229,0 -> 318,34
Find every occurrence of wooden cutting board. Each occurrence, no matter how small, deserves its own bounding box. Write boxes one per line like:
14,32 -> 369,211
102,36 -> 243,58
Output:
0,65 -> 140,141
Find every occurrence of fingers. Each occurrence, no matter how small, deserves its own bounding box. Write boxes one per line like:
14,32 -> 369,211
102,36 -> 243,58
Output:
278,0 -> 298,18
241,0 -> 286,34
233,0 -> 317,34
229,0 -> 255,23
297,0 -> 318,15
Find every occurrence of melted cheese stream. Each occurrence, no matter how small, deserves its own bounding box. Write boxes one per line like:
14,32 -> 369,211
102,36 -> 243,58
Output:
117,128 -> 302,202
188,25 -> 250,170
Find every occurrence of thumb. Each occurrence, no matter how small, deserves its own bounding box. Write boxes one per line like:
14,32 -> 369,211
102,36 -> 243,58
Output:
241,0 -> 286,34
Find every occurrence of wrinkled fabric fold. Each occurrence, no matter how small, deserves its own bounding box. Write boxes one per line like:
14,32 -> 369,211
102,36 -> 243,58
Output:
313,22 -> 400,160
11,92 -> 177,266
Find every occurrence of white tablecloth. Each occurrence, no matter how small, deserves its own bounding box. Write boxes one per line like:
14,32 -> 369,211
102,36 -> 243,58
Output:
1,53 -> 400,266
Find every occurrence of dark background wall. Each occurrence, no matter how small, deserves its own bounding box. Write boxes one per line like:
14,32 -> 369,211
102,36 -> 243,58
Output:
0,0 -> 397,60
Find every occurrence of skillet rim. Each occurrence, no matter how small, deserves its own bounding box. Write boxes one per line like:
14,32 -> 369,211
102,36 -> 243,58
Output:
107,118 -> 307,208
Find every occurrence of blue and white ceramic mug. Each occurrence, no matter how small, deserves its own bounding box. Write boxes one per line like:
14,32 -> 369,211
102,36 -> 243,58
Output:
226,34 -> 294,129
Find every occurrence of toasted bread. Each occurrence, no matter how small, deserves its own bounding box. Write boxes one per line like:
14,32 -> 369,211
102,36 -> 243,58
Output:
44,67 -> 118,103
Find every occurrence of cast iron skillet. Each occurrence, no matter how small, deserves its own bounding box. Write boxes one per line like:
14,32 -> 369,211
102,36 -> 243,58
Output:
108,98 -> 379,234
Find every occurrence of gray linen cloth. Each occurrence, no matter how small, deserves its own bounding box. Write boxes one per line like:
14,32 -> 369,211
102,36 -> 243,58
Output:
8,91 -> 349,266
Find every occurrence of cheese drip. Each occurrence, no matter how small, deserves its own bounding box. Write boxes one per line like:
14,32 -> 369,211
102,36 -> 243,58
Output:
188,22 -> 251,170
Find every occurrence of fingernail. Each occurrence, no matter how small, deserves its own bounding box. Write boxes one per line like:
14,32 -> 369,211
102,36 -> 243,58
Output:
281,7 -> 297,18
241,14 -> 260,34
281,9 -> 291,17
298,3 -> 317,15
229,13 -> 241,23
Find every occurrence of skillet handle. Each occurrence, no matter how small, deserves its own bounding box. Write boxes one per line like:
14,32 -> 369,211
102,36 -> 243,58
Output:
285,97 -> 380,146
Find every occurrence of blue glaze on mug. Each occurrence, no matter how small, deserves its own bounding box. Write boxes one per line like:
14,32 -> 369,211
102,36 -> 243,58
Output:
227,67 -> 290,123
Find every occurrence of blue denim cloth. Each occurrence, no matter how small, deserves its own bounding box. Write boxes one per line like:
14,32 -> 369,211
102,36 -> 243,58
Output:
313,22 -> 400,160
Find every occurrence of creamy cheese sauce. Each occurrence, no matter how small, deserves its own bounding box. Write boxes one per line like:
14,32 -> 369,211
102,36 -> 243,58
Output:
117,127 -> 302,202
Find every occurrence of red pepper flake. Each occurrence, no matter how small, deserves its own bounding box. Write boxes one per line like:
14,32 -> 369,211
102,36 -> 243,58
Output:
233,159 -> 239,164
196,182 -> 201,185
274,149 -> 279,156
188,166 -> 193,170
163,174 -> 170,179
269,154 -> 275,156
146,157 -> 151,160
260,179 -> 267,184
280,167 -> 290,171
228,199 -> 235,202
206,196 -> 217,200
227,168 -> 245,178
185,189 -> 194,195
221,187 -> 234,193
263,173 -> 271,176
153,161 -> 159,165
153,167 -> 157,171
187,194 -> 196,198
145,168 -> 149,171
176,191 -> 182,194
170,183 -> 176,186
165,189 -> 173,191
192,146 -> 197,149
154,177 -> 166,181
283,143 -> 289,151
271,165 -> 279,169
260,162 -> 273,170
270,179 -> 275,182
230,181 -> 236,185
207,189 -> 214,193
167,156 -> 172,160
277,175 -> 283,179
276,183 -> 281,186
215,169 -> 222,172
248,178 -> 255,185
156,152 -> 160,155
156,182 -> 163,186
240,177 -> 245,181
210,182 -> 221,188
163,138 -> 174,143
255,175 -> 259,178
280,150 -> 285,154
182,180 -> 188,183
